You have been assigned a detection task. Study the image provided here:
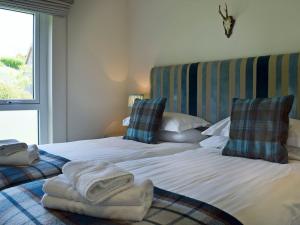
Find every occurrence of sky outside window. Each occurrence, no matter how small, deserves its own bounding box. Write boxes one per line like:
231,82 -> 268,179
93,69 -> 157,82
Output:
0,9 -> 33,56
0,8 -> 34,100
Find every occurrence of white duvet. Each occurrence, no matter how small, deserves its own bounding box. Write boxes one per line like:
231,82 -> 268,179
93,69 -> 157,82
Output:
39,136 -> 198,162
116,147 -> 300,225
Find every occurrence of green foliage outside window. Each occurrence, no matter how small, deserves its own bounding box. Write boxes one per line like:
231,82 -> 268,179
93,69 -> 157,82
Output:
0,57 -> 24,70
0,82 -> 31,99
0,56 -> 32,100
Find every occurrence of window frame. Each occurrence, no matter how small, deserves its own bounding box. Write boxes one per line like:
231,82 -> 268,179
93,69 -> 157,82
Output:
0,7 -> 50,144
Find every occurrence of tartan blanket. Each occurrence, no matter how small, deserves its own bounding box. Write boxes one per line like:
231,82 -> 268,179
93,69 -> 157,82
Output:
0,150 -> 69,191
0,180 -> 243,225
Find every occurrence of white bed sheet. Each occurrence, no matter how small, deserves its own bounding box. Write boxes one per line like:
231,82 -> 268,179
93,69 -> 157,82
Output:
39,136 -> 198,162
116,147 -> 300,225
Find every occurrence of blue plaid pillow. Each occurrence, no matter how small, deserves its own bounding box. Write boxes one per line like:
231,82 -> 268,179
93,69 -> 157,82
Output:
124,97 -> 167,144
223,95 -> 294,164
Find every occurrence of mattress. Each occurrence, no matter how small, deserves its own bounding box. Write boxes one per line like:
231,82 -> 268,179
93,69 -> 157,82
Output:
115,147 -> 300,225
40,136 -> 198,162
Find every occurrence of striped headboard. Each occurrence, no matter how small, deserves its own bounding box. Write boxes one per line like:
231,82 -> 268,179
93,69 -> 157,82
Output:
150,53 -> 300,123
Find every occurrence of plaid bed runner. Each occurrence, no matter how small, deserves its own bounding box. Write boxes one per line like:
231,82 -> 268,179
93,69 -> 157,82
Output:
0,150 -> 69,191
0,180 -> 243,225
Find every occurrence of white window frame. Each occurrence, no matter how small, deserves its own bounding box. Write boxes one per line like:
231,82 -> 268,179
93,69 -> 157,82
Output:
0,7 -> 50,144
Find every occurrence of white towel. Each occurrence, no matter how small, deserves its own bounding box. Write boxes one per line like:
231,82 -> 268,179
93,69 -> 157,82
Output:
41,193 -> 152,221
0,139 -> 28,156
62,160 -> 134,204
43,174 -> 153,206
0,145 -> 39,166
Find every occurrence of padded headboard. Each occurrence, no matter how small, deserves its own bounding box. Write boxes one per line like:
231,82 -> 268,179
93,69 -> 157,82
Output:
150,53 -> 300,123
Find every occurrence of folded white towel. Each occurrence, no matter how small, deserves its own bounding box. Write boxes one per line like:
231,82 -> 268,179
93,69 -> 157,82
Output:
0,139 -> 28,156
41,193 -> 152,221
0,145 -> 39,166
43,174 -> 153,206
62,160 -> 134,204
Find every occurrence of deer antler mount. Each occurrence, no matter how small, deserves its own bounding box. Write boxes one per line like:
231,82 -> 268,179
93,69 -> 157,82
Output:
218,3 -> 235,38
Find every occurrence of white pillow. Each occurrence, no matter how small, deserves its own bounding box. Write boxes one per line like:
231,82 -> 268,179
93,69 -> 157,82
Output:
201,117 -> 300,148
123,112 -> 210,132
199,136 -> 229,149
159,129 -> 207,143
201,117 -> 230,137
161,112 -> 210,132
198,133 -> 300,161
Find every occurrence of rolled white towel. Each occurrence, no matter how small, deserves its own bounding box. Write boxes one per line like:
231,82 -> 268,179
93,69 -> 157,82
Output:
43,174 -> 153,206
0,139 -> 28,156
62,160 -> 134,204
41,192 -> 153,221
0,145 -> 39,166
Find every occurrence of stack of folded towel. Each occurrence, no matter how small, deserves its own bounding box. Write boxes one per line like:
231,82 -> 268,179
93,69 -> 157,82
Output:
42,160 -> 154,221
0,139 -> 39,166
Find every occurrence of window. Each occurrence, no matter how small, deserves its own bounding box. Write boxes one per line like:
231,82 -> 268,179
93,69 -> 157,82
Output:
0,8 -> 49,144
0,9 -> 34,101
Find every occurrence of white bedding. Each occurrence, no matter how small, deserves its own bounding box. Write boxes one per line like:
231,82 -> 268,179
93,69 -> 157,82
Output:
116,147 -> 300,225
39,136 -> 198,162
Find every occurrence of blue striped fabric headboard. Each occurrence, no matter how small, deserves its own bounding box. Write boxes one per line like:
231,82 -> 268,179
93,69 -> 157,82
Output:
150,53 -> 300,123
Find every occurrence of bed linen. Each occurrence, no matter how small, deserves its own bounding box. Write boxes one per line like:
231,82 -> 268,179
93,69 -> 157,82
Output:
114,148 -> 300,225
0,179 -> 242,225
0,137 -> 196,192
0,150 -> 69,191
40,136 -> 198,162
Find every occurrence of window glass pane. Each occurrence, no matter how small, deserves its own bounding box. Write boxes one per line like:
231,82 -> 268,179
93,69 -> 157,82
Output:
0,110 -> 38,144
0,9 -> 34,100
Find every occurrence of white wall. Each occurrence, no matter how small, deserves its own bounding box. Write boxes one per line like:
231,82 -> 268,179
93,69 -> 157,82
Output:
128,0 -> 300,94
51,16 -> 67,143
52,0 -> 300,141
66,0 -> 129,141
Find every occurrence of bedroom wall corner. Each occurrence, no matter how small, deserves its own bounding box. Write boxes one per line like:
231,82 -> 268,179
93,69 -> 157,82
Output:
50,16 -> 68,143
66,0 -> 129,141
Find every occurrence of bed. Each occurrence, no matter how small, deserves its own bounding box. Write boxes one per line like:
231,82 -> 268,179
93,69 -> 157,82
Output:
116,147 -> 300,225
1,146 -> 299,225
149,51 -> 300,224
40,136 -> 198,162
0,137 -> 198,190
1,52 -> 300,225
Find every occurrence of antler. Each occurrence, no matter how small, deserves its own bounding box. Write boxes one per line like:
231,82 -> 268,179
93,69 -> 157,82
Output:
225,3 -> 228,17
218,5 -> 226,20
